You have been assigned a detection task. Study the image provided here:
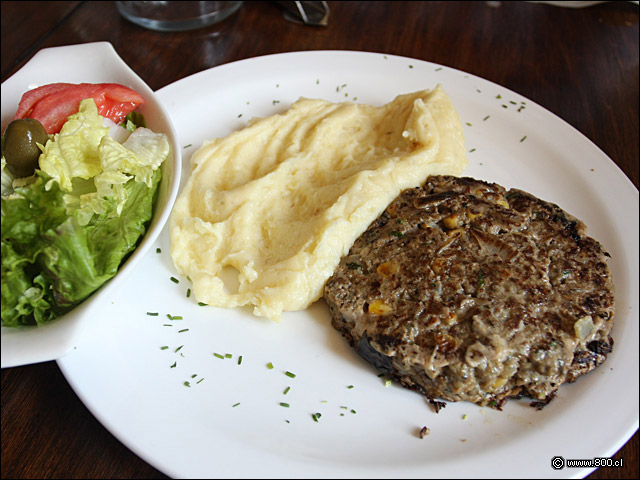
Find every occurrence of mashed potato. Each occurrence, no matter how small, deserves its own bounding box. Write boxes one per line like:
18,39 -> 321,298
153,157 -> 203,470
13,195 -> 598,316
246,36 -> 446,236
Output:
170,85 -> 467,321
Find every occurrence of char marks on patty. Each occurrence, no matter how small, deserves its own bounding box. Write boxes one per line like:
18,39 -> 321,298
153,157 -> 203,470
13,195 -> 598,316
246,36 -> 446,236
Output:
324,175 -> 615,409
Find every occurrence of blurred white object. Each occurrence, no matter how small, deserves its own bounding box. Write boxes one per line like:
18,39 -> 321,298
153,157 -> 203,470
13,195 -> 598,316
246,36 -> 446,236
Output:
529,1 -> 607,6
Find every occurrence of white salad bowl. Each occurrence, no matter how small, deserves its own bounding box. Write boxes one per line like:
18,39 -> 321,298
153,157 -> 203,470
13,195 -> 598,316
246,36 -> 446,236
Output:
1,42 -> 182,368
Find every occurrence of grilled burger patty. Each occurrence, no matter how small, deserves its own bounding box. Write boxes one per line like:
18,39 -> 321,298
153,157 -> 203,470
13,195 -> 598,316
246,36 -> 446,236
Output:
324,176 -> 615,409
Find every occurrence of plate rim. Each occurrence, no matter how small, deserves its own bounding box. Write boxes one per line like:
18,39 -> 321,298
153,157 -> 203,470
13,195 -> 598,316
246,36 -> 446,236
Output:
51,49 -> 638,479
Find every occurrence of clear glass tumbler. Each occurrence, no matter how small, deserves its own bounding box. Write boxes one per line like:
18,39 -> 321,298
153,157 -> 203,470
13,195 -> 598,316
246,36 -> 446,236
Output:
116,1 -> 243,32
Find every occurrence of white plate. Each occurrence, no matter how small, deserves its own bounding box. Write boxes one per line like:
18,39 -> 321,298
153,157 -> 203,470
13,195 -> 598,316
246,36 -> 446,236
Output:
57,52 -> 638,479
0,42 -> 182,367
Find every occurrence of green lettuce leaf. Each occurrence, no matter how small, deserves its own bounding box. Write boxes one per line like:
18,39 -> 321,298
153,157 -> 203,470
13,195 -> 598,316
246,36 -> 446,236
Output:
39,99 -> 108,191
1,168 -> 161,327
38,99 -> 169,226
2,98 -> 168,327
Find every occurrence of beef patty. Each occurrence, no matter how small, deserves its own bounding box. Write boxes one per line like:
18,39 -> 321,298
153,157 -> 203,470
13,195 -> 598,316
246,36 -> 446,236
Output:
323,176 -> 615,410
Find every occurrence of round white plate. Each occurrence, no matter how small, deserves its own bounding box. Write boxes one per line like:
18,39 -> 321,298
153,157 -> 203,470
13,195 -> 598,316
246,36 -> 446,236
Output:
57,51 -> 638,479
0,42 -> 181,368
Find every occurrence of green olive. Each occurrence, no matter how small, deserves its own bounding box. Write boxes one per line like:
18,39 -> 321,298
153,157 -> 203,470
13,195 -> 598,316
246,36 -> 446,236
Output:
2,118 -> 49,178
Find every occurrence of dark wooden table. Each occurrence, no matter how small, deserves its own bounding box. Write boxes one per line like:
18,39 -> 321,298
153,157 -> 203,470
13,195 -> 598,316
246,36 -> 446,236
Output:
1,1 -> 638,478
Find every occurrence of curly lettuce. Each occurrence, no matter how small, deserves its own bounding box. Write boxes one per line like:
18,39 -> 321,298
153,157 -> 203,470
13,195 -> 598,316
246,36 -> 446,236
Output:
1,99 -> 167,327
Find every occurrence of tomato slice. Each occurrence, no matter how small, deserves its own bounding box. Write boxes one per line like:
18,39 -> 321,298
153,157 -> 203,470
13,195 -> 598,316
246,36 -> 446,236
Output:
13,83 -> 145,134
13,83 -> 75,119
